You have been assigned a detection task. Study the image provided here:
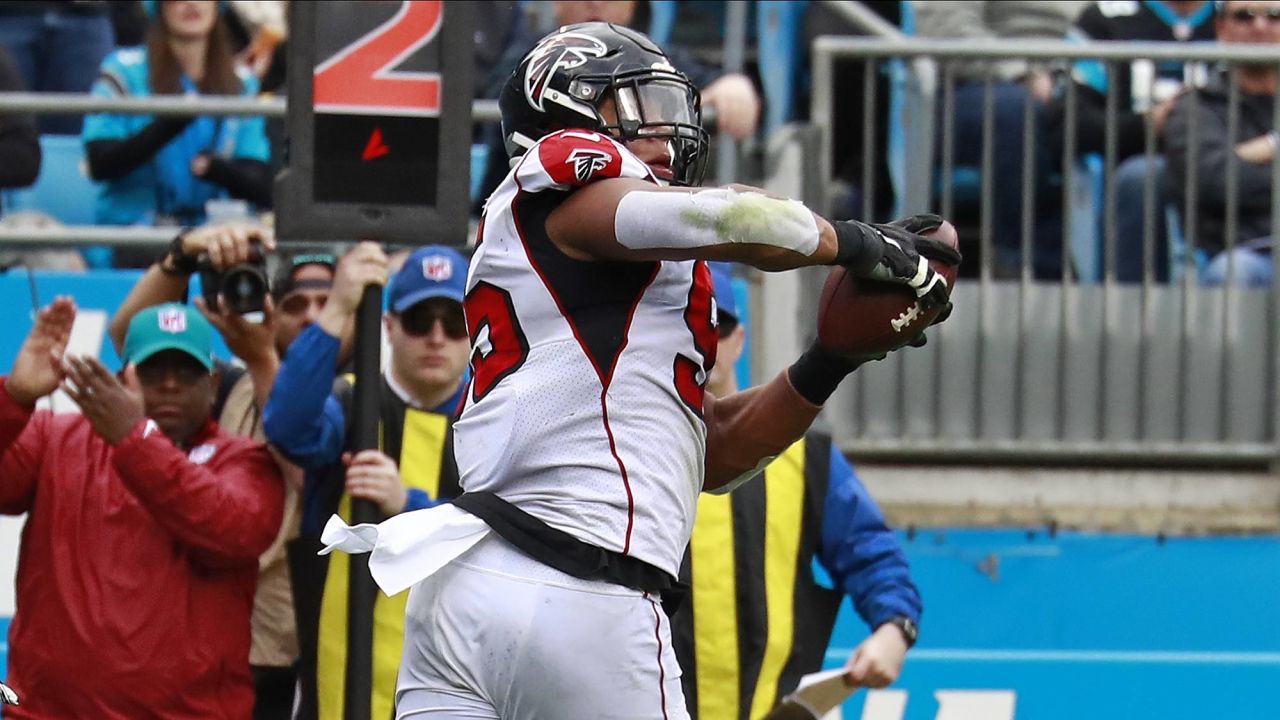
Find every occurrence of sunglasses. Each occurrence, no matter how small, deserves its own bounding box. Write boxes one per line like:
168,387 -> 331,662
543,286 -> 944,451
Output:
1228,6 -> 1280,23
398,301 -> 468,340
136,358 -> 210,386
279,292 -> 328,316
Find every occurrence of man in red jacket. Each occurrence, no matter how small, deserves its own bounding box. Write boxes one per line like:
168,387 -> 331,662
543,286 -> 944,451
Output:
0,297 -> 284,719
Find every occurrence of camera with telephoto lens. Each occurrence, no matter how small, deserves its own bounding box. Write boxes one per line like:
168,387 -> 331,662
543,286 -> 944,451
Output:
198,247 -> 269,315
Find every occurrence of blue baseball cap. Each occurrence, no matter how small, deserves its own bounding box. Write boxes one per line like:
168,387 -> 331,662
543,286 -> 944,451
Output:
123,303 -> 215,370
388,245 -> 468,313
709,262 -> 739,324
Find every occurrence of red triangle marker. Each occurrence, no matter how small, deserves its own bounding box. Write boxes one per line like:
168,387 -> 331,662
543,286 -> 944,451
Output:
362,128 -> 390,161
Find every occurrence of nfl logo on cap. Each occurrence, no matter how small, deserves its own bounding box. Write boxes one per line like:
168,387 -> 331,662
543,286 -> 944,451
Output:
158,308 -> 188,333
423,255 -> 453,282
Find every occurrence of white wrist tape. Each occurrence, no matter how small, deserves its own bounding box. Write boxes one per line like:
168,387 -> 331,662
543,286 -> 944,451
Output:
613,187 -> 820,255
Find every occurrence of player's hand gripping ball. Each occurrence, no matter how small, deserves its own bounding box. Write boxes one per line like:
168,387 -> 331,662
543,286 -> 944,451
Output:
817,218 -> 960,357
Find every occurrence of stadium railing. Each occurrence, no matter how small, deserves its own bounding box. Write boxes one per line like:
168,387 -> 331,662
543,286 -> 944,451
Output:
762,37 -> 1280,468
0,94 -> 501,249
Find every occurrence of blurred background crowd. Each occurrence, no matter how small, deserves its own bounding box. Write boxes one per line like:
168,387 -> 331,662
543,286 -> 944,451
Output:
0,0 -> 1274,285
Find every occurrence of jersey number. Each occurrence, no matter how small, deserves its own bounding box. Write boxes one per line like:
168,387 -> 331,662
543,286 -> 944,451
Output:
313,1 -> 443,116
674,262 -> 718,416
465,282 -> 530,401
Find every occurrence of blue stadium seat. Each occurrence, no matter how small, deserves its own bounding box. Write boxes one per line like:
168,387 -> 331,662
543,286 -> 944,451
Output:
470,143 -> 489,203
647,0 -> 677,45
755,0 -> 808,136
1072,154 -> 1105,282
1165,205 -> 1209,282
2,134 -> 98,226
1,134 -> 113,268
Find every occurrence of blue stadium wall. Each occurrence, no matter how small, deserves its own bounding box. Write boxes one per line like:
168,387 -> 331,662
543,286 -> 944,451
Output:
1,273 -> 1278,719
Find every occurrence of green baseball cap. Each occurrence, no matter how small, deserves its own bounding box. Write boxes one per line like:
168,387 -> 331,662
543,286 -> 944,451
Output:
123,303 -> 215,370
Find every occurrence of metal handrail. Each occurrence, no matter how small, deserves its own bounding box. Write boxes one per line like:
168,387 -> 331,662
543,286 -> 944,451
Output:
0,226 -> 187,247
810,37 -> 1280,214
814,37 -> 1280,63
0,92 -> 502,122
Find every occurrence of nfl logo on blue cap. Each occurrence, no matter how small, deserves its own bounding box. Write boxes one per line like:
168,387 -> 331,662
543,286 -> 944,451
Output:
389,246 -> 468,313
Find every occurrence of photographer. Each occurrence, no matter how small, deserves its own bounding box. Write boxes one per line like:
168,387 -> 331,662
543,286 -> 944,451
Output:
0,298 -> 283,718
106,222 -> 340,719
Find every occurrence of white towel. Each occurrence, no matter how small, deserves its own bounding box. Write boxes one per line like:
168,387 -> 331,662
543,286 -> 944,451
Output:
319,504 -> 491,596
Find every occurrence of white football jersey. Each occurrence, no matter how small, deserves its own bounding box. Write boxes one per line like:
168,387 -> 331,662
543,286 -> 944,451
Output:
455,129 -> 719,577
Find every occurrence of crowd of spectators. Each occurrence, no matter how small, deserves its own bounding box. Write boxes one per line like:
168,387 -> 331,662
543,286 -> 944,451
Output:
0,0 -> 1275,284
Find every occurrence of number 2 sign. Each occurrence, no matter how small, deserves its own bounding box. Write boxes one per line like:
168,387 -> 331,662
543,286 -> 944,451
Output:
275,0 -> 474,245
313,0 -> 443,116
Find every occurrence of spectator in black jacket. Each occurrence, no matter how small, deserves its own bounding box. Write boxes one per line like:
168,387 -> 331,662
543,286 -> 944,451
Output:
1165,0 -> 1279,286
0,44 -> 40,209
1056,0 -> 1216,282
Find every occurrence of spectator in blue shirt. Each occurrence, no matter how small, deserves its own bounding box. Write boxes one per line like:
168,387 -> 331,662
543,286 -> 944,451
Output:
82,0 -> 271,267
671,264 -> 922,719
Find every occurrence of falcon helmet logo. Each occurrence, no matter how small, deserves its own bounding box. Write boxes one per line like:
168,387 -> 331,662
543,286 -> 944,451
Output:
524,31 -> 609,112
422,254 -> 454,281
566,148 -> 613,182
158,308 -> 187,333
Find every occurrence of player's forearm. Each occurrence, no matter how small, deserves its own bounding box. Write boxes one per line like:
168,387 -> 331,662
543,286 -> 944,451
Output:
549,179 -> 839,269
703,371 -> 822,491
610,186 -> 838,270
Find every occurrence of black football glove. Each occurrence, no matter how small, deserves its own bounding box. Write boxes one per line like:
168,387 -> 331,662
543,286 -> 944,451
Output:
832,213 -> 963,310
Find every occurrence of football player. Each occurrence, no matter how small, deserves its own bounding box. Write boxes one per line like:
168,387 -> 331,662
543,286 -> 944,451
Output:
327,22 -> 959,719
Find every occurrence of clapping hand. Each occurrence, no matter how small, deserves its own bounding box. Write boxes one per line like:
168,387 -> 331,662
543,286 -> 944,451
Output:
6,297 -> 76,406
60,356 -> 144,445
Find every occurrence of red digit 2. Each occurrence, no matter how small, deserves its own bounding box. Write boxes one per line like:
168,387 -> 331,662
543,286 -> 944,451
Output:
313,1 -> 443,116
674,262 -> 718,416
465,282 -> 529,402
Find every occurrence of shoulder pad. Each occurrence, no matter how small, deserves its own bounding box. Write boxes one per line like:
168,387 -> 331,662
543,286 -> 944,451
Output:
536,130 -> 628,186
521,129 -> 656,191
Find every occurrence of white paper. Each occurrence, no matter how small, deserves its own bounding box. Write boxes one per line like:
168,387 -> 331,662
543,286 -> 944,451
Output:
781,669 -> 859,718
320,504 -> 491,596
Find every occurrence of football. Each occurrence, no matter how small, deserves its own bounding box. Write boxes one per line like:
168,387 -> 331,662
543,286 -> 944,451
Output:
816,220 -> 961,356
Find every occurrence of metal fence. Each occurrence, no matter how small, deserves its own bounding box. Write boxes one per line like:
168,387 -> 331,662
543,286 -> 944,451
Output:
5,36 -> 1280,469
788,37 -> 1280,467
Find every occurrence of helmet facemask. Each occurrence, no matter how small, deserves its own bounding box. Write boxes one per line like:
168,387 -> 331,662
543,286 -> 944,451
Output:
576,67 -> 709,187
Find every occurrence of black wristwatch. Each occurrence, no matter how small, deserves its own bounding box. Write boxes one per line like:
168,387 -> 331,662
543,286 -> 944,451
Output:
160,230 -> 199,276
884,616 -> 918,648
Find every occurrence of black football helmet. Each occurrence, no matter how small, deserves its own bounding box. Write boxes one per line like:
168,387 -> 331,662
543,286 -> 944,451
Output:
499,22 -> 710,186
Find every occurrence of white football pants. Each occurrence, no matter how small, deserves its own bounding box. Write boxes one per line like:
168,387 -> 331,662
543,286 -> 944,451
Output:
395,534 -> 690,720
